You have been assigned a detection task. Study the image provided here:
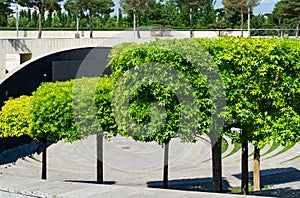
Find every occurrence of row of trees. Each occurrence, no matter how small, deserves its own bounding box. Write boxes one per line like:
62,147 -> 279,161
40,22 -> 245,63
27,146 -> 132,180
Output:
1,38 -> 300,194
1,0 -> 300,38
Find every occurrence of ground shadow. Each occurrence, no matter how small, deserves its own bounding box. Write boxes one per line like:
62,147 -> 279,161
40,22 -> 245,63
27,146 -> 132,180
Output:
251,188 -> 300,198
0,141 -> 53,165
233,167 -> 300,186
65,180 -> 116,185
147,177 -> 230,192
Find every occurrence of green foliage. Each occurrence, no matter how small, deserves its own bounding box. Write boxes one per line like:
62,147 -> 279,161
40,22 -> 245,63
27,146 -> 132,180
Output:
0,96 -> 31,138
30,80 -> 78,142
108,39 -> 222,144
0,77 -> 117,143
72,77 -> 119,138
196,37 -> 300,146
95,76 -> 119,136
51,15 -> 62,27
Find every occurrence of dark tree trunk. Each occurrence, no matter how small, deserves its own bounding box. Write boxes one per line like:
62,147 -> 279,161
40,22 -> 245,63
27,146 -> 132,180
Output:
241,140 -> 249,195
41,139 -> 47,180
189,7 -> 193,38
253,146 -> 260,191
137,14 -> 141,39
38,7 -> 43,39
97,134 -> 104,184
212,137 -> 222,192
163,142 -> 169,189
89,10 -> 93,38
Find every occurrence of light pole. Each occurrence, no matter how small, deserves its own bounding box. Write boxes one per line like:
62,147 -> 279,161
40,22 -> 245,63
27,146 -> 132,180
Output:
248,7 -> 251,37
133,12 -> 136,38
16,3 -> 19,37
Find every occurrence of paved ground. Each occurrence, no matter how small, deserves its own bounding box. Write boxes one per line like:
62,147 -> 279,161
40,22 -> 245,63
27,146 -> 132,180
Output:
0,135 -> 299,197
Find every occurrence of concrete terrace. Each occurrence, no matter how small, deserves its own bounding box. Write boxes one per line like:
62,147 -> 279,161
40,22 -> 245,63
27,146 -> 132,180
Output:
0,135 -> 299,197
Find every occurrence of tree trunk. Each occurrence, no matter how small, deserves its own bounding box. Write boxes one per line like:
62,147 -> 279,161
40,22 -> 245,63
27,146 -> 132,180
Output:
41,139 -> 47,180
296,14 -> 299,39
253,146 -> 260,191
163,142 -> 169,189
38,7 -> 43,39
240,8 -> 244,37
212,137 -> 222,192
89,10 -> 93,38
137,14 -> 141,39
189,7 -> 193,38
241,140 -> 249,195
97,134 -> 104,184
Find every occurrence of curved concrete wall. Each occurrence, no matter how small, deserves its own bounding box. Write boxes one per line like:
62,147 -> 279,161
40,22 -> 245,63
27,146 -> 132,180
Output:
0,47 -> 112,106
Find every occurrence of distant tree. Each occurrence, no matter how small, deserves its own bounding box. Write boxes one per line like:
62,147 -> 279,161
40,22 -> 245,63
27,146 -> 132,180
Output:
175,0 -> 215,38
0,0 -> 13,27
118,8 -> 123,27
45,11 -> 52,27
29,9 -> 38,27
120,0 -> 155,38
273,0 -> 300,38
17,0 -> 62,38
76,0 -> 114,38
27,8 -> 31,21
222,0 -> 261,36
51,14 -> 61,27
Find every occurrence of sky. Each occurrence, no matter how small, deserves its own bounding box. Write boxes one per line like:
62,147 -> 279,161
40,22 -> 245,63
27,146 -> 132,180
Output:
215,0 -> 280,15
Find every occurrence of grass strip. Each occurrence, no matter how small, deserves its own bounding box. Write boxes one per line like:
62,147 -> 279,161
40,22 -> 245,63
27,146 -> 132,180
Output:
265,142 -> 296,160
261,142 -> 280,157
281,153 -> 300,164
221,138 -> 229,154
223,143 -> 241,159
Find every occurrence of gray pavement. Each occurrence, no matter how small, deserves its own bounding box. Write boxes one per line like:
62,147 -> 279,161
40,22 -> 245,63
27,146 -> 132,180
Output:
0,135 -> 299,197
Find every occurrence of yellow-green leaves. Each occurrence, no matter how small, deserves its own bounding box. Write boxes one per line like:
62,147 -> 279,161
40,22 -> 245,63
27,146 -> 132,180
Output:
0,96 -> 31,138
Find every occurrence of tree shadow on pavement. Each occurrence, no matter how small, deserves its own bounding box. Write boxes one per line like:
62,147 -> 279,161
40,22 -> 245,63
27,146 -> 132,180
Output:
147,177 -> 230,192
64,180 -> 116,185
251,188 -> 300,198
0,141 -> 53,165
233,167 -> 300,186
233,167 -> 300,198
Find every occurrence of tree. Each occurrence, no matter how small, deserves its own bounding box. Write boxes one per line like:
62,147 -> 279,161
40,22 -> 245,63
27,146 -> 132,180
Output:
17,0 -> 62,39
51,13 -> 61,27
222,0 -> 261,37
45,11 -> 52,27
273,0 -> 300,38
108,39 -> 225,190
0,0 -> 13,27
75,0 -> 114,38
176,0 -> 216,38
30,80 -> 80,179
120,0 -> 155,38
197,37 -> 300,194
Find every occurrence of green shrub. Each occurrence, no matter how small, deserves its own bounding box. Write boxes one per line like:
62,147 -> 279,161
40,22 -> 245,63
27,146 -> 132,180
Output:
0,96 -> 31,138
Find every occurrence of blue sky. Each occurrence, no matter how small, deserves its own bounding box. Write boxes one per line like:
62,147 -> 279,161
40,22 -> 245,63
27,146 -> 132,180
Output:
215,0 -> 280,15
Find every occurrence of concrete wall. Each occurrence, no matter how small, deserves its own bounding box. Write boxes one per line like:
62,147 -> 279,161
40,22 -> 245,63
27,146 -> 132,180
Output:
0,38 -> 153,77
